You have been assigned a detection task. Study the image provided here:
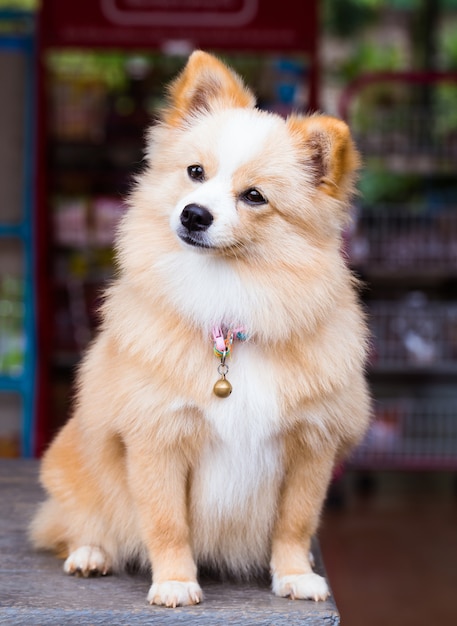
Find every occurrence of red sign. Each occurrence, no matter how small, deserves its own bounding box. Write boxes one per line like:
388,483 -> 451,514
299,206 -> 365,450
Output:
39,0 -> 317,54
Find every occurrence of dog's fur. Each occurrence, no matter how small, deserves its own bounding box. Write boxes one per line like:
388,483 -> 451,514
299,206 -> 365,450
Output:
30,51 -> 370,607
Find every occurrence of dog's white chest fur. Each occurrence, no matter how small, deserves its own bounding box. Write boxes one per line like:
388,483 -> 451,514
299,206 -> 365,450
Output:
190,343 -> 284,572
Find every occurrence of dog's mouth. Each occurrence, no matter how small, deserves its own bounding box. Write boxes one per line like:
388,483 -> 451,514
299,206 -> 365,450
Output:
177,230 -> 215,250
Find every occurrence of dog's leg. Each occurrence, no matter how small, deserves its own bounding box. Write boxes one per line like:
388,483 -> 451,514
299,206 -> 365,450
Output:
126,442 -> 202,607
270,434 -> 334,601
32,498 -> 113,578
32,418 -> 133,580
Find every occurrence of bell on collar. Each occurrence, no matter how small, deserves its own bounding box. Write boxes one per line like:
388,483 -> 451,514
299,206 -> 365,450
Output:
213,376 -> 232,398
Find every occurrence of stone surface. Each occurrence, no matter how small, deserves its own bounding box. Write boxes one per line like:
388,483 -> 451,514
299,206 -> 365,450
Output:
0,460 -> 340,625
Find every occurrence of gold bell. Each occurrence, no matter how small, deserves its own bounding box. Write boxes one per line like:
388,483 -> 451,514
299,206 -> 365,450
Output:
213,377 -> 232,398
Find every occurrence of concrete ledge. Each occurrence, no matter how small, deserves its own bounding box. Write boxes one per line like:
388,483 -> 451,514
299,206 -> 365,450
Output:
0,460 -> 340,625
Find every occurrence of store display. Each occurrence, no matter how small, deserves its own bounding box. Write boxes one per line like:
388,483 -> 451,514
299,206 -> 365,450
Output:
345,73 -> 457,470
350,204 -> 457,272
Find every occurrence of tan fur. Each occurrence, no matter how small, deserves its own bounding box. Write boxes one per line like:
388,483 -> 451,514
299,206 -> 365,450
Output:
164,50 -> 256,127
30,51 -> 370,606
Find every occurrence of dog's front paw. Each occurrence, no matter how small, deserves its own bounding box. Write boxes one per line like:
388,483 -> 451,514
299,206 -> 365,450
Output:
272,572 -> 330,601
64,546 -> 112,577
147,580 -> 202,607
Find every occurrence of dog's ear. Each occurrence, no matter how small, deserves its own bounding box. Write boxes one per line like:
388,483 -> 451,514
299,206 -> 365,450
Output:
162,50 -> 256,127
287,115 -> 360,201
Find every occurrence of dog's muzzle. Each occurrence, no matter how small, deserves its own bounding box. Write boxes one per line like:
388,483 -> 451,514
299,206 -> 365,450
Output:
178,204 -> 214,248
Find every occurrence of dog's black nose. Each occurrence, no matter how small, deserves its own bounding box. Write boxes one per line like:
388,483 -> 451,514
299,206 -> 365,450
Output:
180,204 -> 213,232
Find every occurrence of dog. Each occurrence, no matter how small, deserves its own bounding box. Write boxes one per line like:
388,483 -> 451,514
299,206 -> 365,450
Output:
30,51 -> 370,607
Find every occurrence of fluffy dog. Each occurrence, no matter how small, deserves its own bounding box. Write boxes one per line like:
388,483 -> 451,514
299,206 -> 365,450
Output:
30,51 -> 370,607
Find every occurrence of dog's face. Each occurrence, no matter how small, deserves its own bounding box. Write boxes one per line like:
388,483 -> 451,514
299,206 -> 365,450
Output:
148,51 -> 360,263
166,107 -> 306,258
120,52 -> 360,336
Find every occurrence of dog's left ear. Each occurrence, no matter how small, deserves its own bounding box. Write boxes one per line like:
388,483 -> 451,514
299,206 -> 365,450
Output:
162,50 -> 256,127
287,115 -> 360,201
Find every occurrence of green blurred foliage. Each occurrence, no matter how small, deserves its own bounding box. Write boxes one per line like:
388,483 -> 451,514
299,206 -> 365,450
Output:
0,0 -> 38,9
341,41 -> 405,80
323,0 -> 383,37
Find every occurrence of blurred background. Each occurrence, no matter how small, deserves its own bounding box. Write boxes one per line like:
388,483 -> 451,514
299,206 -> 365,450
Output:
0,1 -> 456,624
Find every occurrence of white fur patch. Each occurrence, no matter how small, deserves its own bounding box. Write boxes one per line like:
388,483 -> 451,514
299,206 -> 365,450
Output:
147,580 -> 202,607
272,573 -> 330,601
64,545 -> 111,577
198,342 -> 281,510
190,342 -> 283,569
214,109 -> 279,175
156,250 -> 258,334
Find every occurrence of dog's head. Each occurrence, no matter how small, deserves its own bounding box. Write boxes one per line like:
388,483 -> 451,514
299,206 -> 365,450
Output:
146,51 -> 359,260
118,52 -> 361,337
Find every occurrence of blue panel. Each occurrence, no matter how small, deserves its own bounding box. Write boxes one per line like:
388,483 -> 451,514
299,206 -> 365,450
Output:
0,15 -> 36,457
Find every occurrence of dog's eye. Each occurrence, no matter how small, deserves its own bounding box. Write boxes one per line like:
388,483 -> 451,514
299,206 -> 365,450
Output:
187,165 -> 205,182
242,188 -> 267,206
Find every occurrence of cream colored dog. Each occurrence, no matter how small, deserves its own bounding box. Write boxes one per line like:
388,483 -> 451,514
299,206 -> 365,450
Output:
30,51 -> 370,608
